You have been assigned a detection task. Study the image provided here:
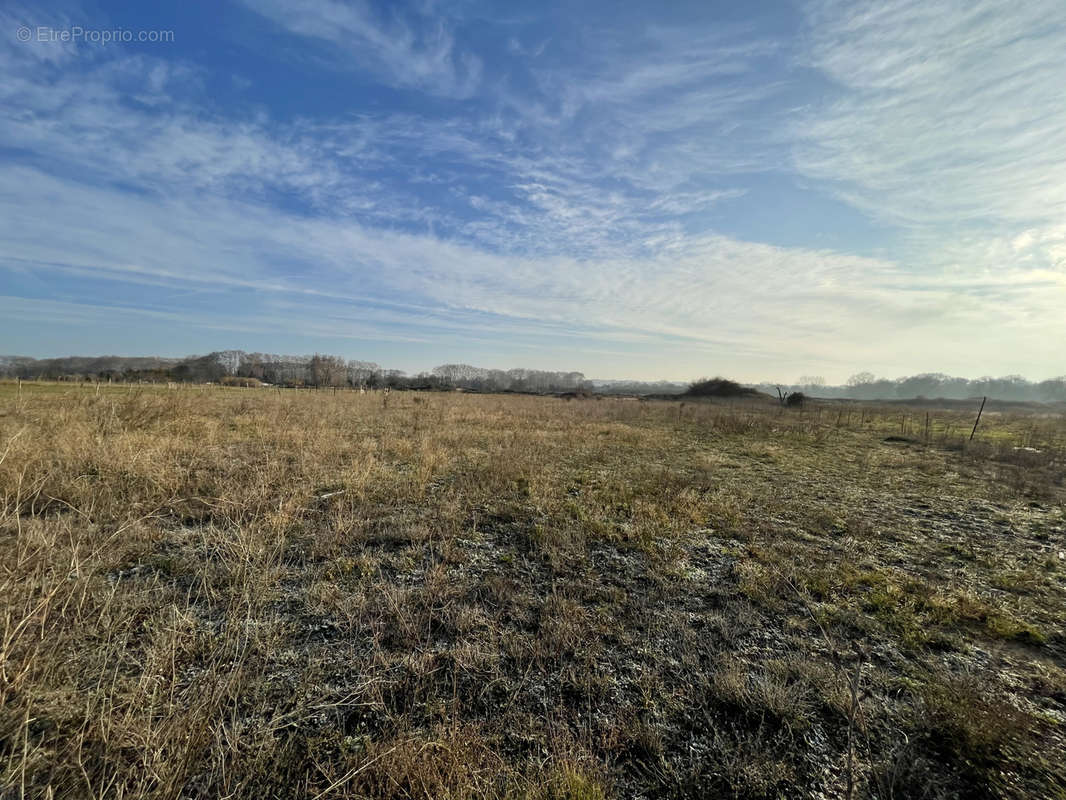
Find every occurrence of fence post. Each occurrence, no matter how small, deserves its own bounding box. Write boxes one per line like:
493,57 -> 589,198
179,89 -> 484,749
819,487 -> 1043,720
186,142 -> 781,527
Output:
969,397 -> 987,441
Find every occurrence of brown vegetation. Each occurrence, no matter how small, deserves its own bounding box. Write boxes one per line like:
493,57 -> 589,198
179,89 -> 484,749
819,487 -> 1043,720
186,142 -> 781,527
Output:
1,383 -> 1064,798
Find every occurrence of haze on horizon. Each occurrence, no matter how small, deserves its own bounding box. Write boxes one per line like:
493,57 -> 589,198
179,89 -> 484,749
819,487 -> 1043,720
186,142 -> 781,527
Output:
2,0 -> 1065,385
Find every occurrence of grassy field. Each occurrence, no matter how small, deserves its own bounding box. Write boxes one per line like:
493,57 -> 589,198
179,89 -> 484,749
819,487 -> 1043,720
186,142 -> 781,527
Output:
1,382 -> 1064,799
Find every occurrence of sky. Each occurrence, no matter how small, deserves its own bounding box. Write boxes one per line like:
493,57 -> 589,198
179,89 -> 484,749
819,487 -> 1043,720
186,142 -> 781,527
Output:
2,0 -> 1065,383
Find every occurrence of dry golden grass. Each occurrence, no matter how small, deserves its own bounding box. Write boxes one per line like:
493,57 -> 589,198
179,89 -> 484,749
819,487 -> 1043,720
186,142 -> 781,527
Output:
1,382 -> 1064,798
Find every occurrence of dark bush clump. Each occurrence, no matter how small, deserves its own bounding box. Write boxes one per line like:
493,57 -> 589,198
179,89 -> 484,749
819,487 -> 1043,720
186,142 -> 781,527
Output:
686,377 -> 757,398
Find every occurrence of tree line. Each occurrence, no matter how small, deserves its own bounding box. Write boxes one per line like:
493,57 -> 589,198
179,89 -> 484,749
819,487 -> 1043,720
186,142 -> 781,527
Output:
0,352 -> 592,394
2,353 -> 1064,402
754,372 -> 1066,403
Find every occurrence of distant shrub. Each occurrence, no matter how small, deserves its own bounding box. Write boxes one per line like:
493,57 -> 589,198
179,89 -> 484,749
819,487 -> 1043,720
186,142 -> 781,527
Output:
685,377 -> 757,398
220,376 -> 262,388
774,387 -> 806,407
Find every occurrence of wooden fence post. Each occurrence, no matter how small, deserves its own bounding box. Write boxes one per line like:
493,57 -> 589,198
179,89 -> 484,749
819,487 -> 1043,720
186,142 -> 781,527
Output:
969,397 -> 987,441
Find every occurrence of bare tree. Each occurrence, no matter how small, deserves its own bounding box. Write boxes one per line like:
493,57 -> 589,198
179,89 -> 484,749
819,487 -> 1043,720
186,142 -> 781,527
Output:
309,354 -> 346,388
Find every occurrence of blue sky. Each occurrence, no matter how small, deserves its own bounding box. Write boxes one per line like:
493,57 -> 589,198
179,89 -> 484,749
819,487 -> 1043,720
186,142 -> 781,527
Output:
2,0 -> 1065,382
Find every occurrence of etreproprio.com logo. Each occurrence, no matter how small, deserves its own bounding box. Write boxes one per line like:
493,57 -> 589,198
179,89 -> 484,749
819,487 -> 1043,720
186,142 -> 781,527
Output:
16,25 -> 175,44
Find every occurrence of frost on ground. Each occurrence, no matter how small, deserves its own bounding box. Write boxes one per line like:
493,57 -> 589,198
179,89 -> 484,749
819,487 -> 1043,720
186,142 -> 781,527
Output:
1,384 -> 1064,798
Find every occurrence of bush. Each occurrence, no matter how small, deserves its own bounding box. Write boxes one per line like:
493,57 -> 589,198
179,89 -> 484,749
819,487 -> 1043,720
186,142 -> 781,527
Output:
220,376 -> 262,388
686,377 -> 757,398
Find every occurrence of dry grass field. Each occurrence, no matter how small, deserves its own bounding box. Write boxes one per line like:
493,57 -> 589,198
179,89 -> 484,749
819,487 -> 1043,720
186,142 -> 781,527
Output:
1,382 -> 1064,799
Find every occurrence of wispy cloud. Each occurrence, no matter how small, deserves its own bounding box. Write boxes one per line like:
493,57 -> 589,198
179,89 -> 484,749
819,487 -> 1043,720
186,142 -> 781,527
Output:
5,157 -> 1063,380
237,0 -> 482,98
796,0 -> 1066,242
